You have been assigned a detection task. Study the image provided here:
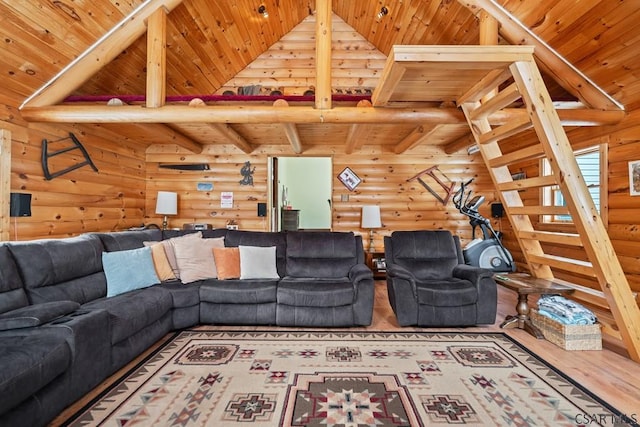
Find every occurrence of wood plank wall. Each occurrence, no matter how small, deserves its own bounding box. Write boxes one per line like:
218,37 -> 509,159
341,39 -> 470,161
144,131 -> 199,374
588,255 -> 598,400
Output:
145,143 -> 496,251
1,99 -> 152,240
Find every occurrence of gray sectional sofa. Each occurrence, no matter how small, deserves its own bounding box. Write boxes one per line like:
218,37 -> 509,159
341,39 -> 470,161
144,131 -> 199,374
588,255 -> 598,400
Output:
0,229 -> 374,427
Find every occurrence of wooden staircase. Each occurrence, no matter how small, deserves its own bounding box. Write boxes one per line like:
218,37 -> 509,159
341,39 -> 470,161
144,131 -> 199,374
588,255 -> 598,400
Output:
459,55 -> 640,361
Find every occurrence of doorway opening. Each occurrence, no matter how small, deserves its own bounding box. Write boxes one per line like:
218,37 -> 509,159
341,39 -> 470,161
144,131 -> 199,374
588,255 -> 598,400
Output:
269,157 -> 332,231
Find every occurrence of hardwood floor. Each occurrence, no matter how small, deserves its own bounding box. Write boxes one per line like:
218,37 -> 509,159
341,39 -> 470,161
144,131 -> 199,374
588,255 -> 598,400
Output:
51,281 -> 640,425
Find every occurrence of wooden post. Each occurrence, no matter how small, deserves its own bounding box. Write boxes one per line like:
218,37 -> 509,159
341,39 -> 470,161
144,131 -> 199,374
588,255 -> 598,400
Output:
0,130 -> 11,241
315,0 -> 332,109
146,7 -> 167,108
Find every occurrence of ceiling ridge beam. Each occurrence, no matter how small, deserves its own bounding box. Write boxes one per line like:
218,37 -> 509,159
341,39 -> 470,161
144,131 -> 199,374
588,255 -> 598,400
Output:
459,0 -> 624,111
20,0 -> 184,109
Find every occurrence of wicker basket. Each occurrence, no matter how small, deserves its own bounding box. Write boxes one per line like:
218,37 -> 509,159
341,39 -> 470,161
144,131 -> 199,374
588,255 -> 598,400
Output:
530,309 -> 602,351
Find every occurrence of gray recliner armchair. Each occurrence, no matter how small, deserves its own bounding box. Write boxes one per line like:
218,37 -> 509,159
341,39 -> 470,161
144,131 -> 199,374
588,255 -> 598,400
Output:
384,230 -> 497,326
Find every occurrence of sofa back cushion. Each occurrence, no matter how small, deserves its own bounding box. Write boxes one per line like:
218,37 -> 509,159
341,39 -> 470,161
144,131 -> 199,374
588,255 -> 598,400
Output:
225,230 -> 287,277
388,230 -> 462,280
286,231 -> 359,278
9,234 -> 107,305
0,244 -> 29,314
96,229 -> 162,251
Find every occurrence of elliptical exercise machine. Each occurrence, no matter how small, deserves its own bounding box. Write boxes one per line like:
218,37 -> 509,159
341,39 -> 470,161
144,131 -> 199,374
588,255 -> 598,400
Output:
453,179 -> 515,273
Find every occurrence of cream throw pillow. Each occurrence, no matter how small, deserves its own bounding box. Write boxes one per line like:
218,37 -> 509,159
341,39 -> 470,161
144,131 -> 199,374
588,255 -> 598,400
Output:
172,236 -> 225,284
239,246 -> 279,279
144,232 -> 202,279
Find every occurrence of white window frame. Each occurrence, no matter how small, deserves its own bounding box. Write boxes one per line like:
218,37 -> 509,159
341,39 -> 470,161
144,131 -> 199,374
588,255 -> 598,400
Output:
541,144 -> 607,225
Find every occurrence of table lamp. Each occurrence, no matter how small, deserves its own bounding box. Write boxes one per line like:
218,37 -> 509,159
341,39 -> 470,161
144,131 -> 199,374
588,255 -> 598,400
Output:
155,191 -> 177,230
361,205 -> 382,252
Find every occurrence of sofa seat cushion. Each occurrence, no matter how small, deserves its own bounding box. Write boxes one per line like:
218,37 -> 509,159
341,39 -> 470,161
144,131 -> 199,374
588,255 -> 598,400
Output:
82,287 -> 172,345
157,281 -> 200,308
416,278 -> 477,307
199,280 -> 277,304
0,330 -> 71,414
277,278 -> 354,307
0,301 -> 80,331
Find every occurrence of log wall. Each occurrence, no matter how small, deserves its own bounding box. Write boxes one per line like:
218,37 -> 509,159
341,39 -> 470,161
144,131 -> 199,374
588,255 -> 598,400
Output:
2,97 -> 151,240
145,143 -> 497,250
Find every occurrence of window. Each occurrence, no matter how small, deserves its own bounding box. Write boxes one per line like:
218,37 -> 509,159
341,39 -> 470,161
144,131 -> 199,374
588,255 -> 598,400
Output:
541,145 -> 605,223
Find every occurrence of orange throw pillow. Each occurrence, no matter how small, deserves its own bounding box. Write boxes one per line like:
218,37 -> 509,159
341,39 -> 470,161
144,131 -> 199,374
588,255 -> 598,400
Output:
212,247 -> 240,280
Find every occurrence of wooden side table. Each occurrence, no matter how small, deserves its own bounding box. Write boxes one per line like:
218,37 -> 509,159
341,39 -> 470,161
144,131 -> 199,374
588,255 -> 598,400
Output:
494,273 -> 575,339
365,251 -> 386,280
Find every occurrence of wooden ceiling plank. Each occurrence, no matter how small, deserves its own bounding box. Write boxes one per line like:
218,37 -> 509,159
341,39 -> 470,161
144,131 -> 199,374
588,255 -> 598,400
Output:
459,0 -> 624,111
146,8 -> 167,109
315,0 -> 332,109
20,0 -> 184,109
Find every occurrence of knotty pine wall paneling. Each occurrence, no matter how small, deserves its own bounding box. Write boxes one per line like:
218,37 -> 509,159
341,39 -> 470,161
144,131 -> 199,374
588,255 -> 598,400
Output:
145,143 -> 497,252
3,105 -> 149,240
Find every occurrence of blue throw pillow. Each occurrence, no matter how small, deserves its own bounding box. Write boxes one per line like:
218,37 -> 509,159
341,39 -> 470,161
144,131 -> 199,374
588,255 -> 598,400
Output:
103,246 -> 160,297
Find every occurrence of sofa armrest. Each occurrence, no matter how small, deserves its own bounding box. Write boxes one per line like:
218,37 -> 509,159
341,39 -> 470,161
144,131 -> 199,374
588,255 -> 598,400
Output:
452,264 -> 493,286
386,263 -> 416,282
0,301 -> 80,331
348,263 -> 374,284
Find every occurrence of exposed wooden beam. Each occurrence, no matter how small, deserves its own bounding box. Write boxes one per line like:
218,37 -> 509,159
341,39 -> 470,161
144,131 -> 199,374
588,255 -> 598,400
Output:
273,99 -> 302,153
345,100 -> 373,154
315,0 -> 332,110
443,133 -> 476,154
209,124 -> 254,154
394,125 -> 439,154
162,124 -> 204,154
20,105 -> 466,124
459,0 -> 624,111
20,0 -> 184,109
146,8 -> 167,108
478,10 -> 499,45
492,108 -> 625,126
0,130 -> 10,241
20,104 -> 623,127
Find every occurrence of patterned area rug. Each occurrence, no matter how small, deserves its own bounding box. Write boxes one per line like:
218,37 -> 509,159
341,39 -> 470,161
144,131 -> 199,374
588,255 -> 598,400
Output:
64,330 -> 631,426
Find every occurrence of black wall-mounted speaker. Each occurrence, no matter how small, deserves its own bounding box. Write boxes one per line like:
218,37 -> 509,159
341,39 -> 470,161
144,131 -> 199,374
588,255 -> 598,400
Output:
491,202 -> 504,218
257,202 -> 267,217
10,193 -> 32,217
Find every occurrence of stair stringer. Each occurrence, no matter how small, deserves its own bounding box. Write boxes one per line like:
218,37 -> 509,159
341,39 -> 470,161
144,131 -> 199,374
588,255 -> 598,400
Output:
461,59 -> 640,362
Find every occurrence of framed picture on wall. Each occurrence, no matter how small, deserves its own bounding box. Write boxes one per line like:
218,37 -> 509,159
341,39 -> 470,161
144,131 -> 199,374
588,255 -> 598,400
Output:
338,167 -> 361,191
629,160 -> 640,196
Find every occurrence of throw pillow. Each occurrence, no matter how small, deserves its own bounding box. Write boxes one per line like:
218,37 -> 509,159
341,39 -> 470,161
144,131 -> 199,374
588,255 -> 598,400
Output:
144,231 -> 202,279
148,243 -> 176,281
212,247 -> 241,280
172,237 -> 225,284
239,246 -> 280,279
103,246 -> 160,297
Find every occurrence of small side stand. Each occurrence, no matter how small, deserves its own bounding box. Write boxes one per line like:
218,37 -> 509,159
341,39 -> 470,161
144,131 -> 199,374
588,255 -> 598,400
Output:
42,132 -> 98,180
407,166 -> 456,205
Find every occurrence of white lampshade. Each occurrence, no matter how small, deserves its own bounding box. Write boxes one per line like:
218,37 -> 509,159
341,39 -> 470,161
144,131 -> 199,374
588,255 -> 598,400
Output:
155,191 -> 178,215
361,205 -> 381,229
